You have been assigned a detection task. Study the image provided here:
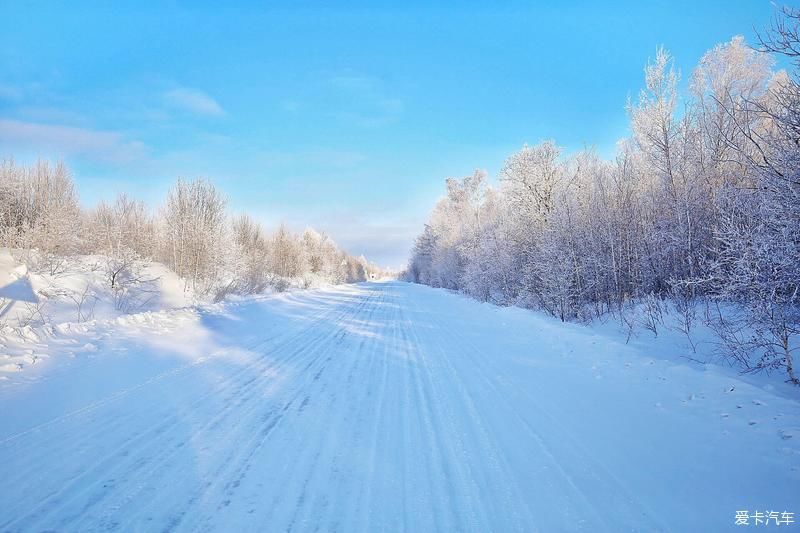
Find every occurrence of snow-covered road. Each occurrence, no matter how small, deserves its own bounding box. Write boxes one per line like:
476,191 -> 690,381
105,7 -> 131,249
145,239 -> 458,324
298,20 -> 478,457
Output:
1,281 -> 798,531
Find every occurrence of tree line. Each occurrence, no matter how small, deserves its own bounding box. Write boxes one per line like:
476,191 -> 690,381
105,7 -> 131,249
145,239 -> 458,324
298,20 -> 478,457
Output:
0,160 -> 383,303
407,9 -> 800,383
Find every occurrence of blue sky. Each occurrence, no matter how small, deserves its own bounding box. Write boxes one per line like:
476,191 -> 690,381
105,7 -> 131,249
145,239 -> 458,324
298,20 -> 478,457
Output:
0,1 -> 783,267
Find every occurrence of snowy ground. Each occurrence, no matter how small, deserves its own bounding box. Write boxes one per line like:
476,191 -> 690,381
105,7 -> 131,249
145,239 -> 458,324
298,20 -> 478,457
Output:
0,249 -> 194,378
0,281 -> 798,531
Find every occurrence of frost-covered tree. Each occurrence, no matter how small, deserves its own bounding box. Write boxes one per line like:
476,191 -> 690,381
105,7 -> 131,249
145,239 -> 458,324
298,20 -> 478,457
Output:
229,214 -> 270,294
413,170 -> 488,291
92,193 -> 155,260
161,178 -> 227,293
269,224 -> 303,279
301,228 -> 326,274
2,157 -> 374,305
703,9 -> 800,383
90,194 -> 157,310
691,36 -> 773,190
460,188 -> 516,303
500,141 -> 562,229
407,15 -> 800,382
0,159 -> 81,273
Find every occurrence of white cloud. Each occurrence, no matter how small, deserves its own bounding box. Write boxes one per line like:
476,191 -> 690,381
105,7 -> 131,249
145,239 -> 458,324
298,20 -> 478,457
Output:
163,87 -> 225,117
15,106 -> 87,125
0,118 -> 146,163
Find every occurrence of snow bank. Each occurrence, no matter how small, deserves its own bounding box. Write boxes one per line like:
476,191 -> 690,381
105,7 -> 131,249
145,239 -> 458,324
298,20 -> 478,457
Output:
0,249 -> 362,382
0,249 -> 200,380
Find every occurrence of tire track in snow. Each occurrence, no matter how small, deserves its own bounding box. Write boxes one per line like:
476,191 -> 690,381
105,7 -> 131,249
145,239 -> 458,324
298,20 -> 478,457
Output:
306,288 -> 390,531
2,293 -> 347,521
7,304 -> 343,530
109,289 -> 380,531
1,287 -> 375,532
0,289 -> 352,455
353,288 -> 396,531
399,296 -> 492,531
1,281 -> 684,532
279,300 -> 379,532
166,288 -> 383,532
416,290 -> 667,531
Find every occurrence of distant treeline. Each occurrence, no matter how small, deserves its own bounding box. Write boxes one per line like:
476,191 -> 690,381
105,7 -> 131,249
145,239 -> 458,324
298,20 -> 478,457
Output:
0,160 -> 385,299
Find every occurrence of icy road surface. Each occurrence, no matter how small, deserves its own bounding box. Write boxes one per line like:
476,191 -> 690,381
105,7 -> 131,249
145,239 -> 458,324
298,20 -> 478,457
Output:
1,281 -> 798,531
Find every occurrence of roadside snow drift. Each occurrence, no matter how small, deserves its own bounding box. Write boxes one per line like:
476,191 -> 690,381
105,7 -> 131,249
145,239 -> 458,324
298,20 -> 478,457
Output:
0,249 -> 194,379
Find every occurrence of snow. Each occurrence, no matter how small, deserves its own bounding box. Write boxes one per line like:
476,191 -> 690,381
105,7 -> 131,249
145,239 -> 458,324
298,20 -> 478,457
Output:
0,249 -> 197,380
0,280 -> 798,531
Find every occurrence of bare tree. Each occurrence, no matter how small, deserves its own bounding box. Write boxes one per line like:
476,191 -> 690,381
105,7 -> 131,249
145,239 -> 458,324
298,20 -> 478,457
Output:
161,178 -> 227,294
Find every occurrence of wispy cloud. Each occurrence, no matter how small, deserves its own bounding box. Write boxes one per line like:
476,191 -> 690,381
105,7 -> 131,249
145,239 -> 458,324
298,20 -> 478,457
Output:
14,106 -> 88,125
163,87 -> 225,117
0,118 -> 146,163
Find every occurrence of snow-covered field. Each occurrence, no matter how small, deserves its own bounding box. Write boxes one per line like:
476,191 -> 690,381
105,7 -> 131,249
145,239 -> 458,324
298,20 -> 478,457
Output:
1,280 -> 798,531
